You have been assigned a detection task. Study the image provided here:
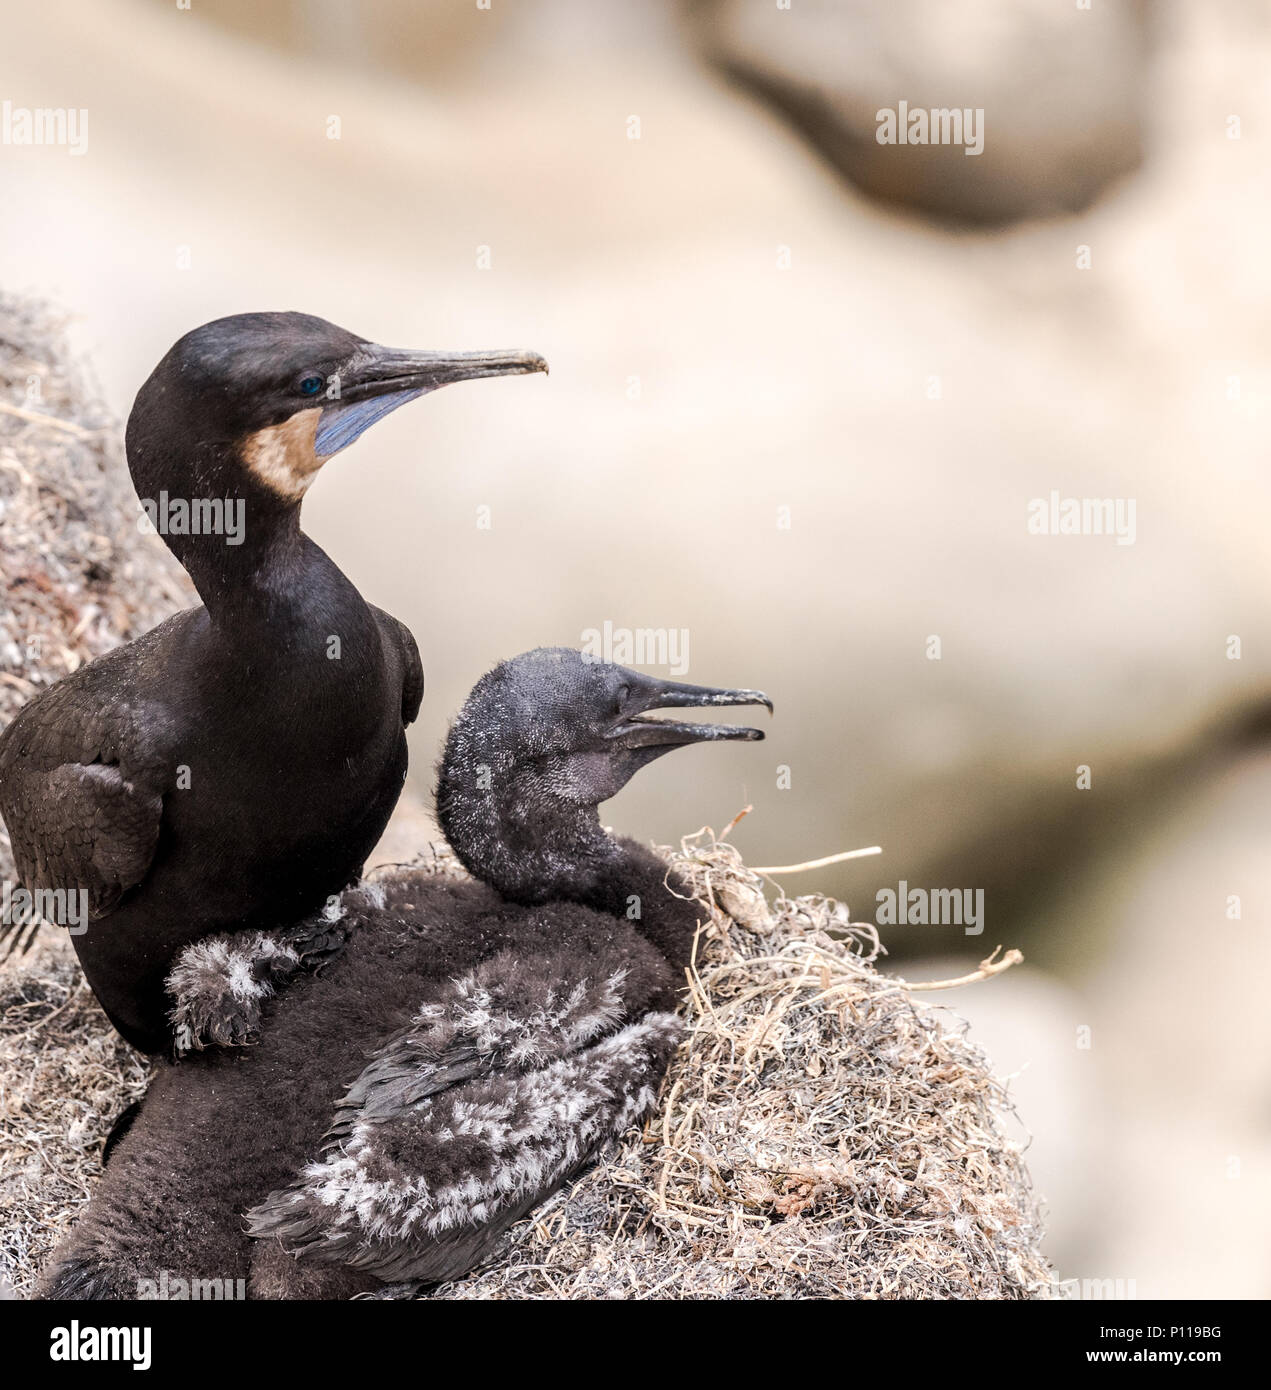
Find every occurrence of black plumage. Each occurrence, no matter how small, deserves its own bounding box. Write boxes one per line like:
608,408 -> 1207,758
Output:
0,313 -> 545,1052
38,648 -> 770,1298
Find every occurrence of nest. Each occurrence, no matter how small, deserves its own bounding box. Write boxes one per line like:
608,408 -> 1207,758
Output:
0,951 -> 148,1298
0,292 -> 190,888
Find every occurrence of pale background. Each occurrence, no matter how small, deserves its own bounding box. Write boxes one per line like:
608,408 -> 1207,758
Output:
2,0 -> 1267,1296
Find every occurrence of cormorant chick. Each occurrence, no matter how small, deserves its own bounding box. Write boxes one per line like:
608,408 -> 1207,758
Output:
0,313 -> 546,1053
38,649 -> 770,1299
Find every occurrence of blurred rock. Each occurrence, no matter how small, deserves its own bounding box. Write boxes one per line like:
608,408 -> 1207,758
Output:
690,0 -> 1149,223
195,0 -> 501,79
1071,750 -> 1271,1298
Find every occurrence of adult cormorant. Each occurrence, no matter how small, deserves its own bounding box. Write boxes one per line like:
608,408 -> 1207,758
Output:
39,648 -> 770,1298
0,312 -> 546,1052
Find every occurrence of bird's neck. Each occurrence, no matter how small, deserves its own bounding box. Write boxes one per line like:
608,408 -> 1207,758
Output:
438,779 -> 704,971
168,504 -> 298,617
130,436 -> 357,631
157,498 -> 368,647
443,790 -> 616,905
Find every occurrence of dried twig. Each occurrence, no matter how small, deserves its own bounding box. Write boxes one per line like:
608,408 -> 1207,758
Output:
900,945 -> 1025,992
751,845 -> 883,875
0,400 -> 95,439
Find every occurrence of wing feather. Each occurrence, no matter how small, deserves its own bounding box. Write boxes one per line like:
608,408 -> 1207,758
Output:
247,937 -> 681,1287
0,673 -> 171,951
370,607 -> 423,727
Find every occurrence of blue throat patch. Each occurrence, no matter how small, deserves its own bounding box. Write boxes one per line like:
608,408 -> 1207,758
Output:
315,388 -> 428,457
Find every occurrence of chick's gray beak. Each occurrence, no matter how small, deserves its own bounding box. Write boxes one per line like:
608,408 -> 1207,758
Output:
315,345 -> 548,457
609,677 -> 773,748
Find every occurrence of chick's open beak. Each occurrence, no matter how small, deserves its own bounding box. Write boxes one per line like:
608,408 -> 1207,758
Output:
609,677 -> 773,748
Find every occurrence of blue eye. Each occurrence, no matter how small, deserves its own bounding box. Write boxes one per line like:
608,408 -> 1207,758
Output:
300,375 -> 323,396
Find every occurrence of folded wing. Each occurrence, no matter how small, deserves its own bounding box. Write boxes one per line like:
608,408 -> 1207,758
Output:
0,675 -> 170,955
246,937 -> 681,1287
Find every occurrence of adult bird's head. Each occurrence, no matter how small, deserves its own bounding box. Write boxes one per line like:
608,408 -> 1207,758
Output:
437,647 -> 772,903
125,312 -> 546,591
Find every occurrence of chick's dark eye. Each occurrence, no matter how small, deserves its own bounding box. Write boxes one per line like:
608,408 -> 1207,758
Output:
299,375 -> 323,396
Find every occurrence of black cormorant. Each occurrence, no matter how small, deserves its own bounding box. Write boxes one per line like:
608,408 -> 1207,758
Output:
0,312 -> 546,1052
38,648 -> 770,1298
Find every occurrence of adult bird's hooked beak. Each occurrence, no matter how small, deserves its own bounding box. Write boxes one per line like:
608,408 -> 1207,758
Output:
315,344 -> 548,457
608,675 -> 773,748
